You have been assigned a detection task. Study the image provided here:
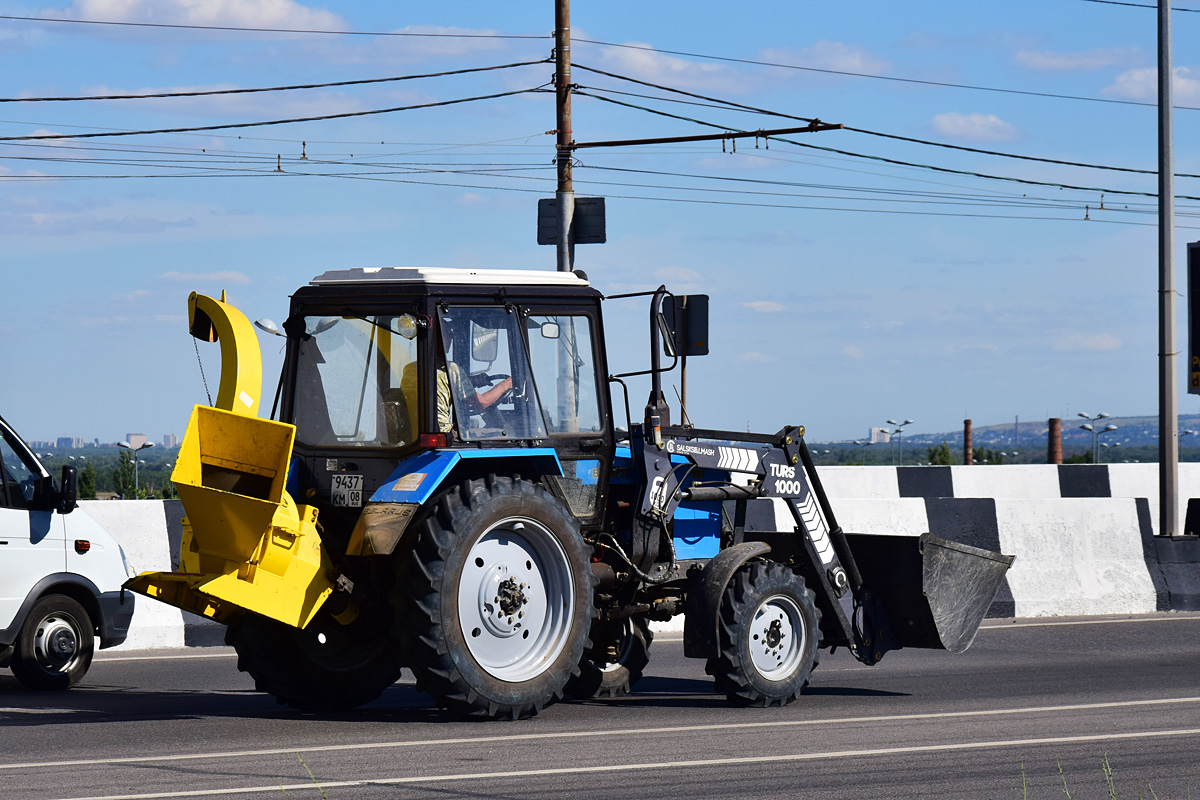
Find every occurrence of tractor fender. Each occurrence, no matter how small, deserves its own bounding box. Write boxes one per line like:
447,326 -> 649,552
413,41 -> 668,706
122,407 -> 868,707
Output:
682,541 -> 772,659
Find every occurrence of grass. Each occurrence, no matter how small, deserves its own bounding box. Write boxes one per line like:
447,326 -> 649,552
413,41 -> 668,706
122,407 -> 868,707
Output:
1019,755 -> 1191,799
278,755 -> 331,800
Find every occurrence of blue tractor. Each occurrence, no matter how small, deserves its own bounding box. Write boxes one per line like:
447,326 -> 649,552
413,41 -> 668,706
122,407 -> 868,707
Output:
127,267 -> 1012,719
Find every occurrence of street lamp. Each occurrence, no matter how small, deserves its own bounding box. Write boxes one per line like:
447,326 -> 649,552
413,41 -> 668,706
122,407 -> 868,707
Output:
1100,442 -> 1121,463
1078,417 -> 1117,464
117,440 -> 155,496
886,418 -> 915,466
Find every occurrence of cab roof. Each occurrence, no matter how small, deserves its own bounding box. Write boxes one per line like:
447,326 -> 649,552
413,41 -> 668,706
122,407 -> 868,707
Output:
311,267 -> 590,288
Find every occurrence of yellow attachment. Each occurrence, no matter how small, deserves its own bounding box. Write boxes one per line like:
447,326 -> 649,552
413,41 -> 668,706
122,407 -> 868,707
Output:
188,291 -> 263,417
124,405 -> 335,628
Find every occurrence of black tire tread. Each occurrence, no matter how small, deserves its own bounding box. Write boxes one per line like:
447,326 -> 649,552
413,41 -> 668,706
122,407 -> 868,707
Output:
225,611 -> 405,712
395,475 -> 596,720
565,615 -> 653,699
705,561 -> 821,708
10,594 -> 94,690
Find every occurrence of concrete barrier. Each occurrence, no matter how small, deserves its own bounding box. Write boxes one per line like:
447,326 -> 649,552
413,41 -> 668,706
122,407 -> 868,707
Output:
79,462 -> 1200,648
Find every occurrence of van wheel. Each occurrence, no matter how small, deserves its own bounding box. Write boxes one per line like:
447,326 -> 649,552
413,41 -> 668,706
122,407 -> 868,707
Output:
11,595 -> 94,690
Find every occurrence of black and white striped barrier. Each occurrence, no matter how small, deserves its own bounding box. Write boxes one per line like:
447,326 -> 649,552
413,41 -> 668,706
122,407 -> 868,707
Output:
78,464 -> 1200,648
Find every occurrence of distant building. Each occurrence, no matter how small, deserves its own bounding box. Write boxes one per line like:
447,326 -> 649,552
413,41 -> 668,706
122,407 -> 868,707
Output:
125,433 -> 148,449
162,433 -> 179,448
869,427 -> 891,444
56,436 -> 84,449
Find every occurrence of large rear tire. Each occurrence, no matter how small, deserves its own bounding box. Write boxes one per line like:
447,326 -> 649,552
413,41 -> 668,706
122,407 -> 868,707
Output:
10,595 -> 94,690
226,607 -> 405,711
705,562 -> 820,707
395,476 -> 595,719
565,615 -> 652,699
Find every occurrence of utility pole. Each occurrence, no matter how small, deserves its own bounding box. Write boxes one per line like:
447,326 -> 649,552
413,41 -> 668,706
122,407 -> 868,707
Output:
554,0 -> 574,272
1159,0 -> 1179,536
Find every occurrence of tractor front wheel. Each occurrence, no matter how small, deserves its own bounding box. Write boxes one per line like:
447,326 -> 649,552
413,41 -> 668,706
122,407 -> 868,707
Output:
395,476 -> 595,719
705,562 -> 820,707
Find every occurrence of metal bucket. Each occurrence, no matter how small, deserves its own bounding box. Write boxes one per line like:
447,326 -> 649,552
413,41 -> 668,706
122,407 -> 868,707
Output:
846,532 -> 1014,654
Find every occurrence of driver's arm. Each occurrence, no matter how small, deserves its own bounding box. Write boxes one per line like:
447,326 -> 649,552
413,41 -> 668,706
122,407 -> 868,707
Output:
475,376 -> 513,410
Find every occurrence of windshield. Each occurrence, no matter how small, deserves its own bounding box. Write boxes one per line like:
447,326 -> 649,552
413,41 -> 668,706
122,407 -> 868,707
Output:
438,307 -> 547,441
292,315 -> 418,447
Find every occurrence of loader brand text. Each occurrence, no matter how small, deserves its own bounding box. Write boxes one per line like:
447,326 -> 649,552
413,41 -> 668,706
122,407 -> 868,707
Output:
769,463 -> 805,496
668,441 -> 716,458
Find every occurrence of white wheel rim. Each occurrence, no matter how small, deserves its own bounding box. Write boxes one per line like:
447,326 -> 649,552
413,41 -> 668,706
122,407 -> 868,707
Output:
33,612 -> 83,675
458,516 -> 574,681
748,594 -> 805,681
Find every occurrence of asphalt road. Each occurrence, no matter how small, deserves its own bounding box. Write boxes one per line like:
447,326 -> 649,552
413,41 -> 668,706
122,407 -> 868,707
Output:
3,614 -> 1200,800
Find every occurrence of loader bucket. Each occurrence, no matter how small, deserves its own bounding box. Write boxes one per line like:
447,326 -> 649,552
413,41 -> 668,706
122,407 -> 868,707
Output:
845,532 -> 1014,653
171,404 -> 294,564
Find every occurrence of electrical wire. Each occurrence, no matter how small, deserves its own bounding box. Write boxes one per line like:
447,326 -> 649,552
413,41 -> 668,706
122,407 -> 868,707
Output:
572,39 -> 1200,111
1077,0 -> 1200,11
575,70 -> 1200,179
0,85 -> 550,141
0,61 -> 549,103
0,14 -> 549,38
573,89 -> 1200,202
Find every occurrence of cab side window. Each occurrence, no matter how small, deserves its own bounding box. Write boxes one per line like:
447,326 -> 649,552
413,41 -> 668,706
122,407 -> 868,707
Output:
0,433 -> 37,509
526,315 -> 602,434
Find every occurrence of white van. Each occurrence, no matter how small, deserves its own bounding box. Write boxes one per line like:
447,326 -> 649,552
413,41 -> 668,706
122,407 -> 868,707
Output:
0,414 -> 134,689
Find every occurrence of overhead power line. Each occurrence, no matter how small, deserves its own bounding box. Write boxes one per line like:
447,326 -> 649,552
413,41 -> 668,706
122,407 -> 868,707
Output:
575,66 -> 1200,179
0,14 -> 548,38
573,40 -> 1200,111
1078,0 -> 1200,11
574,88 -> 1200,201
0,61 -> 547,103
0,86 -> 549,141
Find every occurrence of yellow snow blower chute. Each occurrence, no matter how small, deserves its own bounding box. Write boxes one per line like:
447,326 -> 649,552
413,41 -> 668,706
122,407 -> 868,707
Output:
123,292 -> 335,629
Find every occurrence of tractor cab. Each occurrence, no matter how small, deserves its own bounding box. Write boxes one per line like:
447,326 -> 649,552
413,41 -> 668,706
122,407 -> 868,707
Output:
277,268 -> 616,544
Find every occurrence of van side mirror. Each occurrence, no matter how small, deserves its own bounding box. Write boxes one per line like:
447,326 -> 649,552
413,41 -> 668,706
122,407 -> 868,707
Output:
59,464 -> 78,514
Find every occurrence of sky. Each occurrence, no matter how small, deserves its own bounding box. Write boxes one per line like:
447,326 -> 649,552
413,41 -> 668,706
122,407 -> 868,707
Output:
2,0 -> 1200,444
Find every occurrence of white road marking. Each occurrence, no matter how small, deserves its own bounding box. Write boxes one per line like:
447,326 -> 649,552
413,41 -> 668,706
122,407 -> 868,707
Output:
51,726 -> 1200,800
93,652 -> 237,663
980,614 -> 1200,630
9,695 -> 1200,772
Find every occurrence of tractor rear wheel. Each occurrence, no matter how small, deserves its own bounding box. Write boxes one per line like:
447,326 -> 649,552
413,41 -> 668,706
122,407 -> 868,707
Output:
226,606 -> 405,711
565,615 -> 652,699
395,476 -> 595,719
705,562 -> 820,707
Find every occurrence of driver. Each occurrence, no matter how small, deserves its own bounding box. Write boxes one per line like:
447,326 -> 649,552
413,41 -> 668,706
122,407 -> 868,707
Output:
436,360 -> 513,433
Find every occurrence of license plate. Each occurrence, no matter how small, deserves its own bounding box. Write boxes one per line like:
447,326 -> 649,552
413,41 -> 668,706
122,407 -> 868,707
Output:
331,474 -> 364,507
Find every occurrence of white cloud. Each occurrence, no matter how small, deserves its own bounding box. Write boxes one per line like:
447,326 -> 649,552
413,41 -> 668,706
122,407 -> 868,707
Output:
655,266 -> 702,283
49,0 -> 346,31
457,193 -> 487,206
944,343 -> 1000,355
743,300 -> 784,313
843,345 -> 864,359
738,352 -> 775,363
762,40 -> 890,76
932,112 -> 1018,141
592,34 -> 741,94
160,270 -> 251,285
1054,333 -> 1122,352
1016,48 -> 1136,72
1103,66 -> 1200,103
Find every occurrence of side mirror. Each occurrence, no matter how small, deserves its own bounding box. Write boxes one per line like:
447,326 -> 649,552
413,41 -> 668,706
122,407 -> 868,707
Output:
471,325 -> 499,363
58,465 -> 78,514
660,295 -> 710,358
540,321 -> 560,340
